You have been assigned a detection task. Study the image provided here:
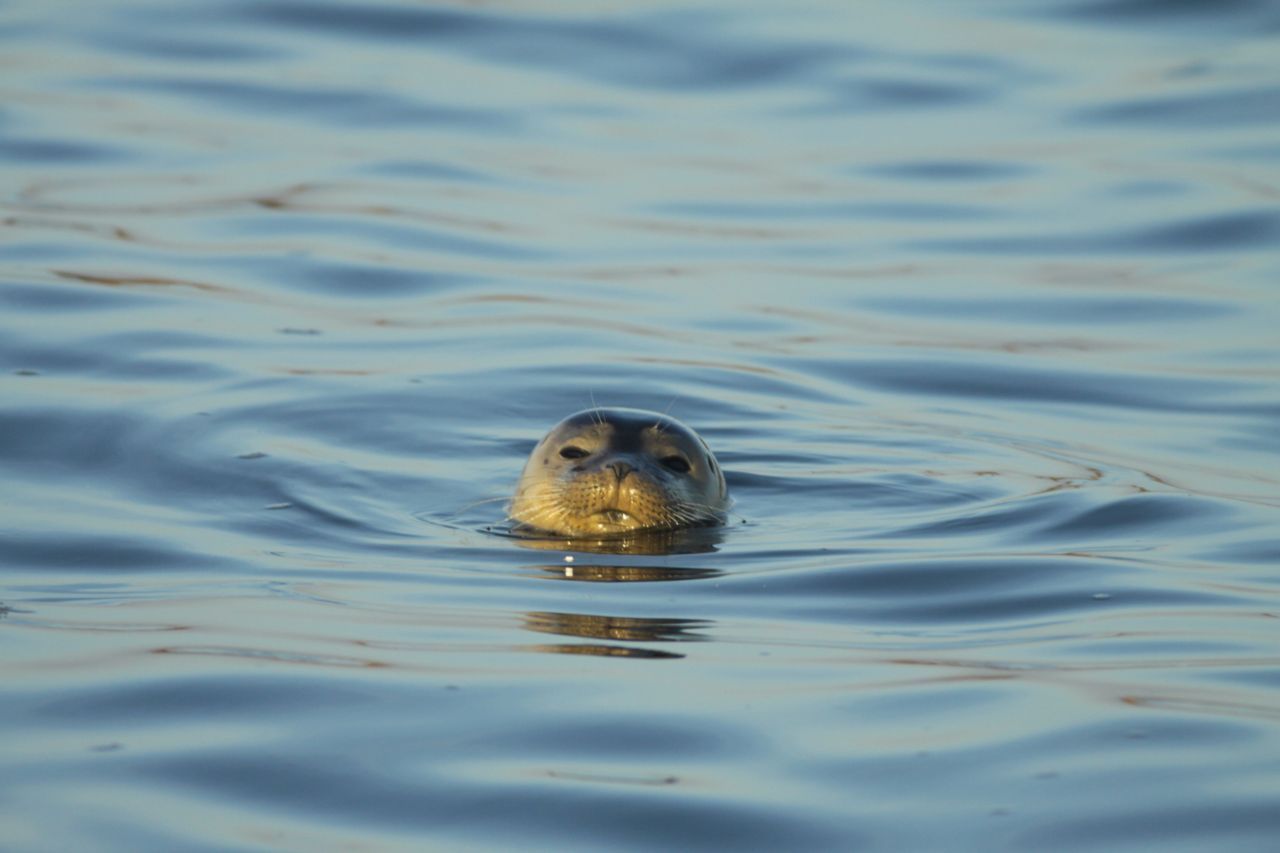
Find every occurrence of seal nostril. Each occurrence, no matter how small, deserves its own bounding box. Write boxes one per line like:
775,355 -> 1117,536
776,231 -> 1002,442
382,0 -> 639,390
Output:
607,461 -> 634,480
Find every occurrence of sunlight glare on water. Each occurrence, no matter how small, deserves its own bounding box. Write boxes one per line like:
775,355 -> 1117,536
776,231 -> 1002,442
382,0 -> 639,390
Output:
2,0 -> 1279,850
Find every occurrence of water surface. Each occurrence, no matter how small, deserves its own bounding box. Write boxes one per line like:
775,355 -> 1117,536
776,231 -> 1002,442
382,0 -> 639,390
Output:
3,0 -> 1280,850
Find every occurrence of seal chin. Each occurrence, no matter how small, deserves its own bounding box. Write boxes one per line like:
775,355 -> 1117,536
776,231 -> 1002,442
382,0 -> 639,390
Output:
558,508 -> 635,536
593,509 -> 632,526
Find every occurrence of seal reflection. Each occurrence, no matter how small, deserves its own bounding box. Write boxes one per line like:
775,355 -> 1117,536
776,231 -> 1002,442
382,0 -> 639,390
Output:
509,521 -> 727,557
518,528 -> 725,582
534,563 -> 723,583
523,611 -> 712,660
511,498 -> 724,657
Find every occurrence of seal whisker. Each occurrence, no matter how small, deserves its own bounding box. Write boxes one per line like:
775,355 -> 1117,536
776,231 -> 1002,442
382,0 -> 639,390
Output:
587,390 -> 605,427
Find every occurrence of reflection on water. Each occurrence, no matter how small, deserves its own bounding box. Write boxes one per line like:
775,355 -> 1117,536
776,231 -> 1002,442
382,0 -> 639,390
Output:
524,611 -> 710,643
530,644 -> 688,660
3,0 -> 1280,849
524,608 -> 706,660
533,563 -> 725,583
508,524 -> 728,556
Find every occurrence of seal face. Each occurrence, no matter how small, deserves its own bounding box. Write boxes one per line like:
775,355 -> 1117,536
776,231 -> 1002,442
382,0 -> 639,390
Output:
509,408 -> 729,537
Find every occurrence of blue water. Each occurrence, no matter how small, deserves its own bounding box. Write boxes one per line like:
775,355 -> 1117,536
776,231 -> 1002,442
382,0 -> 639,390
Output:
3,0 -> 1280,849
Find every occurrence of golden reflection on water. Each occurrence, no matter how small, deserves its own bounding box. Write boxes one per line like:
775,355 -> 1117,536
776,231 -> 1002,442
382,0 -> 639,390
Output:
533,563 -> 723,583
510,520 -> 727,675
510,524 -> 726,557
528,644 -> 685,659
523,611 -> 710,643
522,604 -> 711,659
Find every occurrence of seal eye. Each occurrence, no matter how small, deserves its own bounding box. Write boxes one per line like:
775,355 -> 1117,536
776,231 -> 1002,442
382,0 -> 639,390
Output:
559,445 -> 589,460
661,455 -> 691,474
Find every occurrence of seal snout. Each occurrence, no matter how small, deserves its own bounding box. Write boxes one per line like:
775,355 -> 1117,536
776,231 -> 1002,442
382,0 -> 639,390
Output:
606,460 -> 634,481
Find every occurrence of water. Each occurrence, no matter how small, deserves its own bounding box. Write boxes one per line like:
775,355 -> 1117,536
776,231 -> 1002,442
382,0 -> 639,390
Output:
3,0 -> 1279,849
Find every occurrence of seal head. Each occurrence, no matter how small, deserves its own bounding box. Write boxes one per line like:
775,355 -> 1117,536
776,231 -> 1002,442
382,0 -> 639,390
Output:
509,408 -> 729,537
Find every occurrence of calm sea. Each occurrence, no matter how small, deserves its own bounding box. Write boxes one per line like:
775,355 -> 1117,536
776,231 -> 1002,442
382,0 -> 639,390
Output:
3,0 -> 1279,849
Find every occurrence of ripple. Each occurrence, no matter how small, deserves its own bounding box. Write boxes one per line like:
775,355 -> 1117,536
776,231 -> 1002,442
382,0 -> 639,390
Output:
4,533 -> 227,573
215,214 -> 547,261
243,1 -> 847,91
362,159 -> 496,183
1052,0 -> 1280,33
246,257 -> 480,298
99,76 -> 520,129
1018,799 -> 1280,850
864,160 -> 1033,181
1038,494 -> 1235,539
792,356 -> 1269,413
659,200 -> 995,221
859,295 -> 1228,324
1077,85 -> 1280,128
911,210 -> 1280,255
31,674 -> 378,721
0,138 -> 130,164
738,556 -> 1239,626
89,33 -> 281,61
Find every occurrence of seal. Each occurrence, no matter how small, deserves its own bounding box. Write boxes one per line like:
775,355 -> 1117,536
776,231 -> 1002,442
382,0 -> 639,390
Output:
509,408 -> 729,537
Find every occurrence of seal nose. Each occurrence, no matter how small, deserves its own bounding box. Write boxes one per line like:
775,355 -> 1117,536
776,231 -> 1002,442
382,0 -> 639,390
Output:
606,460 -> 634,481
